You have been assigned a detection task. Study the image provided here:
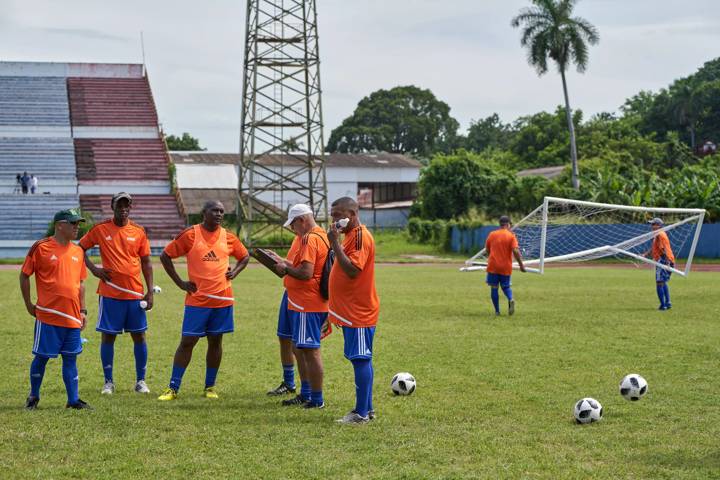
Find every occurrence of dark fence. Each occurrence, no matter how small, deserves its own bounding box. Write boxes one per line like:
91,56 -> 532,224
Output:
450,223 -> 720,258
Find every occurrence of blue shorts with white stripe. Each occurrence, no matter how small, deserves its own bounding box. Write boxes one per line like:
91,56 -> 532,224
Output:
342,326 -> 375,360
32,319 -> 82,358
291,311 -> 327,349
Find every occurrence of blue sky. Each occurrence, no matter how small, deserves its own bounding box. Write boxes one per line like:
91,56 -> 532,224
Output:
1,0 -> 719,151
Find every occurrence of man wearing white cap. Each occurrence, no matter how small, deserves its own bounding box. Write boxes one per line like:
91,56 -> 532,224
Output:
266,204 -> 330,409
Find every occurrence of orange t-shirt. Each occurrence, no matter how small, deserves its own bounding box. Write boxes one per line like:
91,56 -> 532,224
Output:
328,225 -> 379,327
164,225 -> 248,308
652,231 -> 675,263
78,219 -> 151,300
284,226 -> 329,313
485,228 -> 519,276
22,238 -> 87,328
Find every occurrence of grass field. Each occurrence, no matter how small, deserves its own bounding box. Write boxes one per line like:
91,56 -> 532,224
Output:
0,264 -> 718,479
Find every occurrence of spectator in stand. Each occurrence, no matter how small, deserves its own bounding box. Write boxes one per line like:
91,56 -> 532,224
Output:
15,174 -> 22,194
20,172 -> 30,195
30,175 -> 38,194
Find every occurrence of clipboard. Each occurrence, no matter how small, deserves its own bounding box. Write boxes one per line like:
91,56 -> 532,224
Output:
250,248 -> 285,278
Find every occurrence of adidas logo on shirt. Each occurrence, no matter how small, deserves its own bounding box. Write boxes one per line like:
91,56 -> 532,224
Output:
202,250 -> 219,262
50,254 -> 58,261
105,235 -> 112,241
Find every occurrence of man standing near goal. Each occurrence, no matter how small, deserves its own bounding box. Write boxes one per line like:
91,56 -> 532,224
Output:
646,218 -> 675,310
327,197 -> 379,424
157,200 -> 249,401
79,193 -> 154,395
485,215 -> 526,316
20,209 -> 91,410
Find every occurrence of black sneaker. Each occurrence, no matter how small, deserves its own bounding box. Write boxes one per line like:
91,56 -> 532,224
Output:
66,399 -> 93,410
303,401 -> 325,409
267,381 -> 296,396
25,396 -> 39,410
281,395 -> 308,406
508,299 -> 515,316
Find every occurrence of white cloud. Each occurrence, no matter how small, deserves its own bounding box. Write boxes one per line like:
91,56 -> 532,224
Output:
0,0 -> 718,150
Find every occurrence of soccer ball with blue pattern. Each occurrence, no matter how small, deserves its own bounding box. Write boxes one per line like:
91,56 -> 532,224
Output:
391,372 -> 416,396
619,374 -> 648,401
573,397 -> 603,424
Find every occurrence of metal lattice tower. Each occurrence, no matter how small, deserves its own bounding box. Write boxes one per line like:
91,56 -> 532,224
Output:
237,0 -> 328,244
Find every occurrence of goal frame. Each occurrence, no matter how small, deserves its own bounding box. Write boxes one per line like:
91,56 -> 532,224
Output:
461,197 -> 706,277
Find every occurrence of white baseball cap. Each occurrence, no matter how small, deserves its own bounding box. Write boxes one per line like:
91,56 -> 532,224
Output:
283,203 -> 314,227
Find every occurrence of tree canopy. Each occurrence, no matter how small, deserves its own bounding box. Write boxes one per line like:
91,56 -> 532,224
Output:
326,86 -> 460,158
165,132 -> 205,151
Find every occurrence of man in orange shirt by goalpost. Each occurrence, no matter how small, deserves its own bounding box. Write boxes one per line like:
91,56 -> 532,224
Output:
485,215 -> 526,316
79,193 -> 154,395
327,197 -> 380,425
157,200 -> 249,401
644,218 -> 676,310
20,209 -> 92,410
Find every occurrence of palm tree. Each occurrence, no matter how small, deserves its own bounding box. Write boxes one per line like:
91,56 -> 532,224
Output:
512,0 -> 599,190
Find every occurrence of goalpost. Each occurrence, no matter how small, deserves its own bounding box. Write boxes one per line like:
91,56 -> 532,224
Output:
461,197 -> 706,276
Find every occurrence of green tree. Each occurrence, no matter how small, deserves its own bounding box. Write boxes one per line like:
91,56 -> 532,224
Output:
326,86 -> 460,157
466,113 -> 513,152
511,0 -> 599,190
165,132 -> 205,151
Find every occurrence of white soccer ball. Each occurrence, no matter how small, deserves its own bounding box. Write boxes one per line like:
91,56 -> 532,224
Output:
574,397 -> 603,424
152,285 -> 162,294
619,373 -> 648,401
391,372 -> 416,396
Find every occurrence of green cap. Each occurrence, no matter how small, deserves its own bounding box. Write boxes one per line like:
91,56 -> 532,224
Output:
53,209 -> 85,223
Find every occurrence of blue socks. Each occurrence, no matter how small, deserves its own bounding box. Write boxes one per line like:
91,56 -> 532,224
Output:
62,354 -> 79,405
300,380 -> 311,401
205,367 -> 218,388
169,364 -> 186,391
310,389 -> 324,406
367,362 -> 374,413
282,363 -> 295,389
134,342 -> 148,382
663,284 -> 671,306
100,342 -> 114,383
490,287 -> 500,313
501,285 -> 513,301
29,355 -> 48,398
656,284 -> 665,307
351,358 -> 373,418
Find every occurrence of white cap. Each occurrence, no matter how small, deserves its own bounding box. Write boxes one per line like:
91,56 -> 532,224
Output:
283,203 -> 314,227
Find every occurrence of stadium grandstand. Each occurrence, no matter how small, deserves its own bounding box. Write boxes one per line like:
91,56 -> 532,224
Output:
0,61 -> 184,257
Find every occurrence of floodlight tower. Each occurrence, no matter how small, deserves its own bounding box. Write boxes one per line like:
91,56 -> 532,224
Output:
237,0 -> 328,244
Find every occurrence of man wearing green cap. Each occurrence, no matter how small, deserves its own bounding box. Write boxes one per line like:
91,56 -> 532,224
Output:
20,209 -> 92,410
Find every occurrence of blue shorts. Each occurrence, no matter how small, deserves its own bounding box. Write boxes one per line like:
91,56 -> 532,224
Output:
486,272 -> 511,287
292,311 -> 328,349
33,320 -> 82,358
656,258 -> 674,283
182,305 -> 234,337
96,296 -> 148,334
277,291 -> 293,339
342,326 -> 375,360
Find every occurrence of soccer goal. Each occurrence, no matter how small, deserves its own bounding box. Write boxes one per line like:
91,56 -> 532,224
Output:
461,197 -> 706,276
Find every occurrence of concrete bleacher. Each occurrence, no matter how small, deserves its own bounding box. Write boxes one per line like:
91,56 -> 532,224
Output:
67,77 -> 159,127
0,76 -> 70,132
0,194 -> 80,241
0,137 -> 77,193
80,194 -> 186,240
74,138 -> 170,181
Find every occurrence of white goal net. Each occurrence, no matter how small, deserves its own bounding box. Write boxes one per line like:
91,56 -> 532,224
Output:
462,197 -> 706,276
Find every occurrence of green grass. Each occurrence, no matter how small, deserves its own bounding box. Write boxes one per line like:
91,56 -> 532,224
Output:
0,265 -> 718,479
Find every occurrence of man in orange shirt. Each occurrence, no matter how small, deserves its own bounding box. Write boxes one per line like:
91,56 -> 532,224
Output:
20,209 -> 92,410
645,218 -> 676,310
485,215 -> 526,316
327,197 -> 380,424
79,193 -> 154,395
157,200 -> 249,401
268,204 -> 330,409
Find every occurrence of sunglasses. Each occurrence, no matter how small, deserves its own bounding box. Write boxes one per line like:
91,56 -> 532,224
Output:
59,220 -> 81,226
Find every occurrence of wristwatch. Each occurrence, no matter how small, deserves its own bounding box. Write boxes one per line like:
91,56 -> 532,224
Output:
80,309 -> 88,315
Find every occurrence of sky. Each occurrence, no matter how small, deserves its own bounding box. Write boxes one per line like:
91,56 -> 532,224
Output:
1,0 -> 719,151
